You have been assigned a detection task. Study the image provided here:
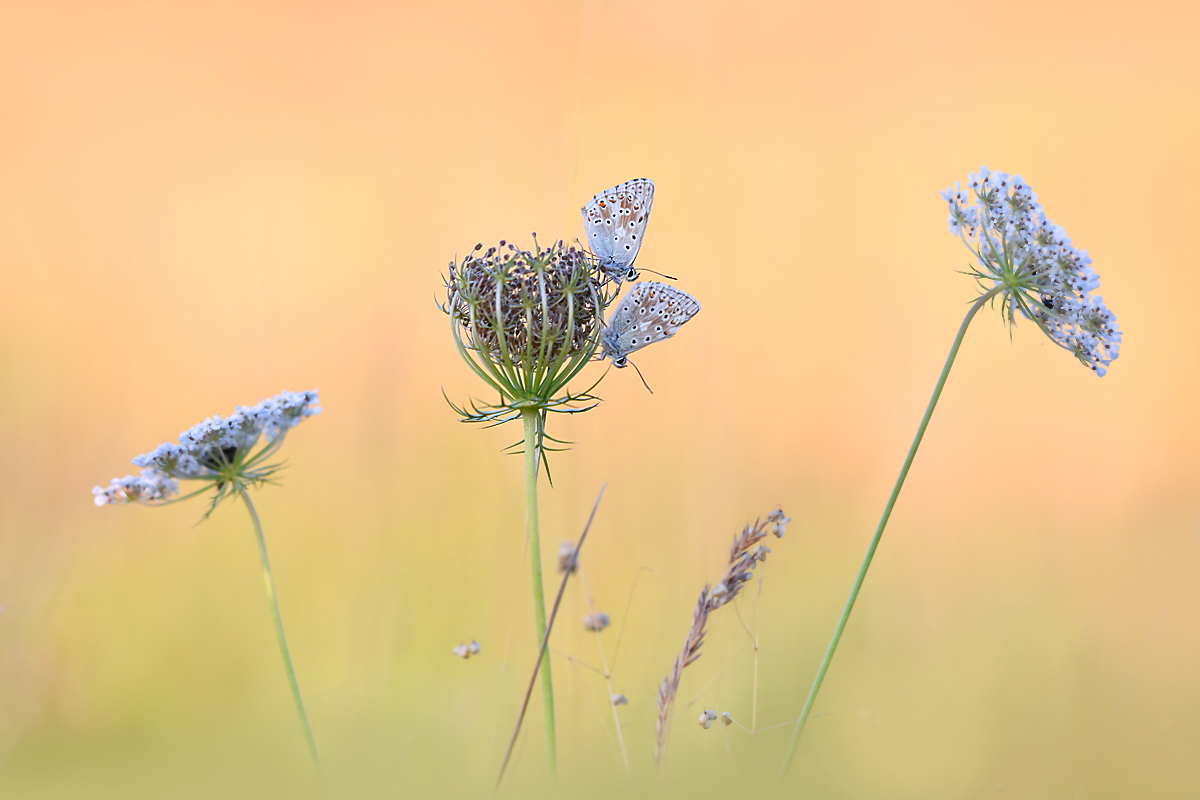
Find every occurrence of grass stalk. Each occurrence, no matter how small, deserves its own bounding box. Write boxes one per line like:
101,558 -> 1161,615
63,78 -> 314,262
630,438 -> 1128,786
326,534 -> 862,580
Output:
521,408 -> 556,777
778,286 -> 1002,780
237,485 -> 320,770
752,563 -> 763,762
497,485 -> 607,790
578,568 -> 631,777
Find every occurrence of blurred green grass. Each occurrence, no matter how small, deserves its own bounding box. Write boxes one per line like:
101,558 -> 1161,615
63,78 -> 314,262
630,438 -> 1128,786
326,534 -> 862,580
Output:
3,466 -> 1198,797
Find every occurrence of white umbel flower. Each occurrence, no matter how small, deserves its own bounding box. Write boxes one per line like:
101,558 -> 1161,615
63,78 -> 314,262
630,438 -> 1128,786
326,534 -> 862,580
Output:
93,469 -> 179,506
94,389 -> 321,511
943,166 -> 1121,376
91,390 -> 324,765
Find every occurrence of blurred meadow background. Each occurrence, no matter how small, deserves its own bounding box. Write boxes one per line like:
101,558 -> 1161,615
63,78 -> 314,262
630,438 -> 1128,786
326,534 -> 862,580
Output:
2,1 -> 1199,797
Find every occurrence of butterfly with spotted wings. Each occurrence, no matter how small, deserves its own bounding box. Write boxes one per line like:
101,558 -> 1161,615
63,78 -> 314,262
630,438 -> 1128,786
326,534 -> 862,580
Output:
581,178 -> 656,284
600,281 -> 701,369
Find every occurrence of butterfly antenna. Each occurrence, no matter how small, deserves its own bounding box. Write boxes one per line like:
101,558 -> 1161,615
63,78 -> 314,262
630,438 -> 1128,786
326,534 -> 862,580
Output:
629,360 -> 654,394
636,268 -> 677,281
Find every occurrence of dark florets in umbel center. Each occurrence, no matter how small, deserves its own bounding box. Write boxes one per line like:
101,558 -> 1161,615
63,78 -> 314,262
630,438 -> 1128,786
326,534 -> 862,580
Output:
201,445 -> 241,471
202,444 -> 241,489
446,240 -> 605,365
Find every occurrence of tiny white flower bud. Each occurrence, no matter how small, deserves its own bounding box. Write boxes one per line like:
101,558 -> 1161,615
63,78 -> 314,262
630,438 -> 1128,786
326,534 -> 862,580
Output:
452,644 -> 470,659
611,694 -> 628,706
583,612 -> 611,632
557,541 -> 578,574
721,711 -> 733,726
772,517 -> 792,538
468,640 -> 481,655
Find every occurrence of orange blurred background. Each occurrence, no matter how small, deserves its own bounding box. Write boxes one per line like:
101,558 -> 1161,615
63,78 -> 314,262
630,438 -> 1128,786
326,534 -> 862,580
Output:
1,1 -> 1198,797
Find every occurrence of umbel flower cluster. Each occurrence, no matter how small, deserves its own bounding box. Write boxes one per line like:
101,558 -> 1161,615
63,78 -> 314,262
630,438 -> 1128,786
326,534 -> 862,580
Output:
441,237 -> 614,430
943,166 -> 1122,376
93,390 -> 321,508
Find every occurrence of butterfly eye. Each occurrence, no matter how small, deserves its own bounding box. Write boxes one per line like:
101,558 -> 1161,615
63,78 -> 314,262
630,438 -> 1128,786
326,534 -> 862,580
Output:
614,356 -> 627,368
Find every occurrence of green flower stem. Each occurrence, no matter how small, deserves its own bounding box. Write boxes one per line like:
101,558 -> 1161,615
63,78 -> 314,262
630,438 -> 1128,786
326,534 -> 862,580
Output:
521,408 -> 557,777
779,285 -> 1002,780
237,485 -> 321,770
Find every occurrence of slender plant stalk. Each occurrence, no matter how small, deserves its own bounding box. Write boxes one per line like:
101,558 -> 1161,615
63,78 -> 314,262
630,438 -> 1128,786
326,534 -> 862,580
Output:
594,628 -> 630,777
779,286 -> 1002,780
752,563 -> 763,763
579,568 -> 631,777
497,484 -> 606,790
237,485 -> 320,770
521,408 -> 556,777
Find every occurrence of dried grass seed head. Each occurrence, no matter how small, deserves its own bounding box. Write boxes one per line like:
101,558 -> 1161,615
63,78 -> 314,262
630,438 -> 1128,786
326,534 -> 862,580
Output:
708,511 -> 788,610
655,509 -> 792,768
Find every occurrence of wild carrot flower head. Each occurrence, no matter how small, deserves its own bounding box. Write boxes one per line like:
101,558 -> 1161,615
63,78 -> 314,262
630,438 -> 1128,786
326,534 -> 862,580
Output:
92,470 -> 179,506
442,237 -> 615,445
93,390 -> 321,513
943,166 -> 1122,376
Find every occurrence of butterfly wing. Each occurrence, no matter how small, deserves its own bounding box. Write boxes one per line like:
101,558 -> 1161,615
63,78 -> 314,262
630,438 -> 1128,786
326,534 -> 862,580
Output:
581,178 -> 655,280
605,281 -> 700,365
